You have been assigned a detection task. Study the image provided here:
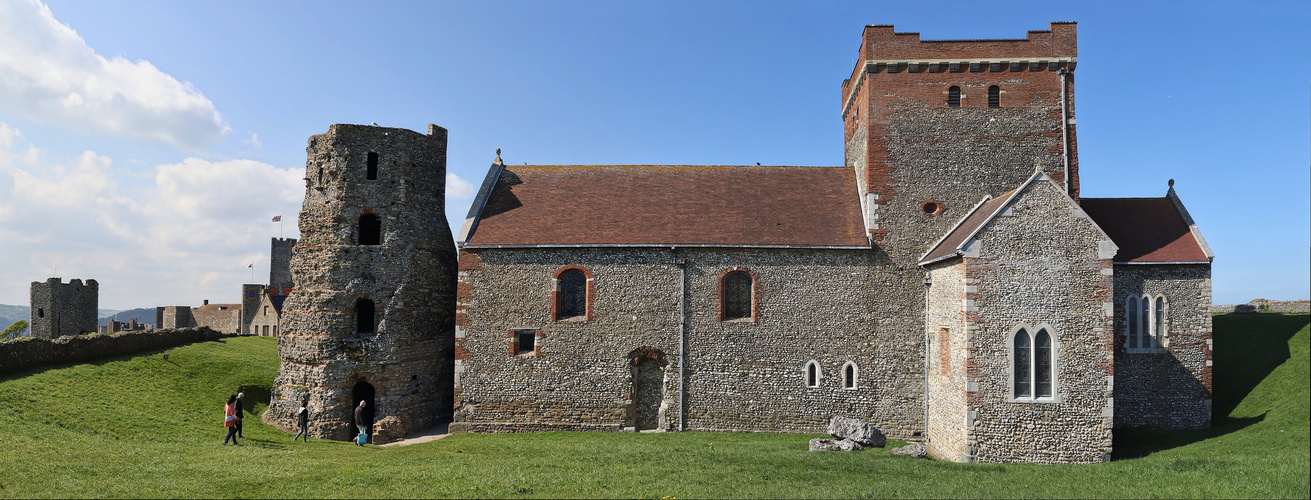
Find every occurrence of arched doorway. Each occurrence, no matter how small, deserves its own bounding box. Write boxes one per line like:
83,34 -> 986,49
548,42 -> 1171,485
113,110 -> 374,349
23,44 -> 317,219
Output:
352,380 -> 376,443
628,347 -> 668,431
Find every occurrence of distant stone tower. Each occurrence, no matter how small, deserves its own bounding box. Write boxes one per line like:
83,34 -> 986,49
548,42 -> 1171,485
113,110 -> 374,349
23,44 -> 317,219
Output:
29,278 -> 98,339
240,283 -> 263,335
270,237 -> 298,294
269,123 -> 457,442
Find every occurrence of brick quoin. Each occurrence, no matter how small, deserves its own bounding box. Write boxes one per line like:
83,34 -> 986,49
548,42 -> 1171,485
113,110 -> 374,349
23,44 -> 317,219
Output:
458,250 -> 484,271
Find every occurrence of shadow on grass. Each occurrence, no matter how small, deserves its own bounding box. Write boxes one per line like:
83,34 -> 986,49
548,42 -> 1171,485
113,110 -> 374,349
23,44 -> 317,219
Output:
1113,412 -> 1264,460
1113,312 -> 1307,460
1211,313 -> 1307,422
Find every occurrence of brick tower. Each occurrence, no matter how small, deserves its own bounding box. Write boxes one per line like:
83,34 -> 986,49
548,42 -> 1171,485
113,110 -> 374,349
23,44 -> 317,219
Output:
843,22 -> 1078,250
269,123 -> 457,442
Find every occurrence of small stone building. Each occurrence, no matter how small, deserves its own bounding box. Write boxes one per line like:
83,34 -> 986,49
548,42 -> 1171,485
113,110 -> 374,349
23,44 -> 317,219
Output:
269,124 -> 457,443
29,277 -> 98,339
192,301 -> 242,334
453,22 -> 1215,464
156,306 -> 196,329
247,289 -> 285,337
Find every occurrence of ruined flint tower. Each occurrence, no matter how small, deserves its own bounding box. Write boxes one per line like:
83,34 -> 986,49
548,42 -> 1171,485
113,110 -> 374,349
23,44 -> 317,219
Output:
270,123 -> 456,442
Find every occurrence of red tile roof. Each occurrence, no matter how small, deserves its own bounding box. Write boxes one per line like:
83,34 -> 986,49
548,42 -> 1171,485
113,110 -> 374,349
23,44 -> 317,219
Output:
1080,197 -> 1210,263
920,191 -> 1014,265
463,165 -> 868,248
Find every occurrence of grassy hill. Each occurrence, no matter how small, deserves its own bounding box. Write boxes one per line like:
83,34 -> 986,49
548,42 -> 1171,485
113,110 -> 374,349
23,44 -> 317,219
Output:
0,314 -> 1306,498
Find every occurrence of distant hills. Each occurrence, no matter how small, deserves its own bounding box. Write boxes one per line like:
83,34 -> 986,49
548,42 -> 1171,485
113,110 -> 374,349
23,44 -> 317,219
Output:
0,304 -> 156,327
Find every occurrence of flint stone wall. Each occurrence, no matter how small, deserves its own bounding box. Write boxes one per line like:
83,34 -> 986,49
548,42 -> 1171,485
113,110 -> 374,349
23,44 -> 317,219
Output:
1112,264 -> 1212,429
0,327 -> 229,376
270,124 -> 456,443
927,177 -> 1114,464
455,246 -> 925,439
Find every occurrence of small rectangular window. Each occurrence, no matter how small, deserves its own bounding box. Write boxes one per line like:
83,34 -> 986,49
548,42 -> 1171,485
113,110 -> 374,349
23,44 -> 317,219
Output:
517,331 -> 536,355
367,152 -> 379,180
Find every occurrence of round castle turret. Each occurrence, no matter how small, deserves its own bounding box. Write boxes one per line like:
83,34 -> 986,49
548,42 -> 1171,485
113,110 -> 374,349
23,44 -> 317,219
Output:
269,123 -> 456,442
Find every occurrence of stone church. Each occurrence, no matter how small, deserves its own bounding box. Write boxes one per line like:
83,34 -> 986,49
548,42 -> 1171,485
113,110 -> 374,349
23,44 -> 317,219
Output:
451,22 -> 1214,464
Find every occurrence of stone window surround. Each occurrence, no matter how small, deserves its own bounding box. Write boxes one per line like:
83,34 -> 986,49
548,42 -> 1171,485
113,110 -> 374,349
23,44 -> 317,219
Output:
804,359 -> 822,388
550,265 -> 594,322
508,328 -> 542,357
716,267 -> 761,323
840,361 -> 859,390
1007,323 -> 1061,403
1125,293 -> 1169,353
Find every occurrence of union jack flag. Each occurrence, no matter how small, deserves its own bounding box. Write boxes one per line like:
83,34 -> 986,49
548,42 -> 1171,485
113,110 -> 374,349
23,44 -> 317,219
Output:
272,215 -> 282,222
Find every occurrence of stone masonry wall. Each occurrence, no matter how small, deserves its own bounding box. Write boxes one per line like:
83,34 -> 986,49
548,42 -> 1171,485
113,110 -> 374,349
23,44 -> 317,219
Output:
958,177 -> 1114,464
156,306 -> 197,329
924,260 -> 969,461
29,278 -> 98,339
0,327 -> 229,376
193,306 -> 242,334
270,124 -> 455,443
1113,264 -> 1212,429
456,246 -> 927,439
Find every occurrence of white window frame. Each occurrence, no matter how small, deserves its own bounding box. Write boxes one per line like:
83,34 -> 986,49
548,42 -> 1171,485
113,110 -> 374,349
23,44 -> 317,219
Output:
1007,323 -> 1059,403
1126,294 -> 1168,353
804,360 -> 822,388
840,361 -> 859,390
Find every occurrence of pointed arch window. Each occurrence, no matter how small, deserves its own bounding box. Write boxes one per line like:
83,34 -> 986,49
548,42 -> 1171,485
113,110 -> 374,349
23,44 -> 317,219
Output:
1126,294 -> 1168,352
841,361 -> 859,389
947,86 -> 961,108
805,360 -> 821,388
1011,326 -> 1056,401
988,85 -> 1000,108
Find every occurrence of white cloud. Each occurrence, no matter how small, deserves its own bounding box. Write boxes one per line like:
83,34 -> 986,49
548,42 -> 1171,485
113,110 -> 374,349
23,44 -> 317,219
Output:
243,133 -> 262,149
0,0 -> 229,151
446,173 -> 475,199
0,122 -> 302,307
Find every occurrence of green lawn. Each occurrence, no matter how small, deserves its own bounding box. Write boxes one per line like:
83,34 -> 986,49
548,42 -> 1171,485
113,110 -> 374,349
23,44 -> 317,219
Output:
0,313 -> 1306,499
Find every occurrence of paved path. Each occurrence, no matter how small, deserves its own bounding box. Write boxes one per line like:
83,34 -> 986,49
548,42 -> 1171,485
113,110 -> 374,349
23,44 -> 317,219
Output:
379,422 -> 451,447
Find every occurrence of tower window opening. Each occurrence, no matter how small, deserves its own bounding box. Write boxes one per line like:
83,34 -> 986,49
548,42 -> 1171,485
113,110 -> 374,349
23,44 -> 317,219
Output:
366,152 -> 378,180
355,298 -> 375,334
988,85 -> 1000,108
359,213 -> 382,245
947,86 -> 961,108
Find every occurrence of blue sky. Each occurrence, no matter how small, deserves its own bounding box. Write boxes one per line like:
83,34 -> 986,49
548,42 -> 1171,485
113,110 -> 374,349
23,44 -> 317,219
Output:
0,0 -> 1306,309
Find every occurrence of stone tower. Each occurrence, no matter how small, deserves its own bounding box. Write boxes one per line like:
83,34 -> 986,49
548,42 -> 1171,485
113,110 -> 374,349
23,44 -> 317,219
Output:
240,283 -> 263,335
269,123 -> 457,442
29,277 -> 98,339
269,237 -> 297,293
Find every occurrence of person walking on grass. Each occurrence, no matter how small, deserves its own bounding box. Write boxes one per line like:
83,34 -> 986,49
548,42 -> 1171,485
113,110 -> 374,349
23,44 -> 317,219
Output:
354,400 -> 368,446
223,394 -> 240,445
234,392 -> 246,438
293,400 -> 310,443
